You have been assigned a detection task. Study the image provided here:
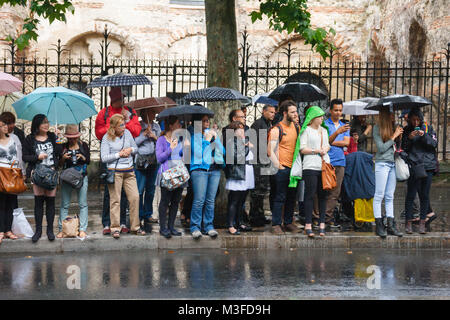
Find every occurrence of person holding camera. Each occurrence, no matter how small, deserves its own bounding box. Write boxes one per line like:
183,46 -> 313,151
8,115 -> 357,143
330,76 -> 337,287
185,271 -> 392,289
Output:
56,124 -> 90,239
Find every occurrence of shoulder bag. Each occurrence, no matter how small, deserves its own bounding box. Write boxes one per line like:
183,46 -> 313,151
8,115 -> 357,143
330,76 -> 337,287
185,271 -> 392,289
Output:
0,160 -> 27,194
100,135 -> 125,184
320,128 -> 337,190
160,159 -> 190,191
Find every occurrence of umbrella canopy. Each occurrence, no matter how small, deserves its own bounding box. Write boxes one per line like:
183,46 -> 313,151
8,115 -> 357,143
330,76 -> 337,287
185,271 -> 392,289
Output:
127,97 -> 176,114
268,82 -> 328,103
364,94 -> 432,111
184,87 -> 251,104
86,73 -> 152,88
0,72 -> 23,96
252,93 -> 278,106
156,104 -> 214,121
12,87 -> 97,125
0,92 -> 24,115
342,97 -> 379,115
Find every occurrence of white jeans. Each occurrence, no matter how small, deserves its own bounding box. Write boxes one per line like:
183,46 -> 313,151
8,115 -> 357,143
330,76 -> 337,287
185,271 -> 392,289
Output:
373,161 -> 396,219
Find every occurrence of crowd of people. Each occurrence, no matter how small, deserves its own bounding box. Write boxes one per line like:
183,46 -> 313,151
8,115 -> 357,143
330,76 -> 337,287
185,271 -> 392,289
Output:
0,87 -> 440,245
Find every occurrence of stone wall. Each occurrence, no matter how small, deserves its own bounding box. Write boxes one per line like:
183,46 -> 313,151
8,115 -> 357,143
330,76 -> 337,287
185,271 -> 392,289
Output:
1,0 -> 448,64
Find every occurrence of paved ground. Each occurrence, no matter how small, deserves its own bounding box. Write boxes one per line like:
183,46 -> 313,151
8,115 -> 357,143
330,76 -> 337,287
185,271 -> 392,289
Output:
0,249 -> 448,299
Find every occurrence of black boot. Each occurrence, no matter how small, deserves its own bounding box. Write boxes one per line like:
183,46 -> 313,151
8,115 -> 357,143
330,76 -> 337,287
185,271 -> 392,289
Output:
375,218 -> 387,238
45,197 -> 55,241
143,218 -> 152,234
387,217 -> 403,237
32,196 -> 45,243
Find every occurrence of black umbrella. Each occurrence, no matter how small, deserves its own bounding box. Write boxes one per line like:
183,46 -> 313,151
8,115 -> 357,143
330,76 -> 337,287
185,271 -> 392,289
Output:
268,82 -> 328,103
87,73 -> 152,88
156,104 -> 214,120
184,87 -> 251,103
364,94 -> 432,111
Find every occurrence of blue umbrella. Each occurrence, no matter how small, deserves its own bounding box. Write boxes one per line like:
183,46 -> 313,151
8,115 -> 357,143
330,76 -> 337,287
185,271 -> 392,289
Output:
252,93 -> 278,106
12,87 -> 97,125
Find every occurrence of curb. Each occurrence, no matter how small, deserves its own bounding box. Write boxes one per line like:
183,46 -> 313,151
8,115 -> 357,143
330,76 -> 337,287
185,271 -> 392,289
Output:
1,232 -> 449,253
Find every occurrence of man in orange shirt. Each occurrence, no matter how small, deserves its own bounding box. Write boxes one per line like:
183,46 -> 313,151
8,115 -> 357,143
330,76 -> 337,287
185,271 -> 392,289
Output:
268,100 -> 299,234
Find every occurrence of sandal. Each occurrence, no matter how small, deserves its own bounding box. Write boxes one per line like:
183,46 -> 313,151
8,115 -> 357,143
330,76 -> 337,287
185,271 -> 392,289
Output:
425,213 -> 437,231
56,232 -> 64,239
304,229 -> 315,238
319,228 -> 326,237
5,231 -> 18,240
112,231 -> 120,239
132,228 -> 146,236
79,231 -> 87,238
228,228 -> 240,235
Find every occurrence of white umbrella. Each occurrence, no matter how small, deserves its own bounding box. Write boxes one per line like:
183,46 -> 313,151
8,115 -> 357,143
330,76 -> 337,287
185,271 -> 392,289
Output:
343,98 -> 379,115
0,92 -> 24,116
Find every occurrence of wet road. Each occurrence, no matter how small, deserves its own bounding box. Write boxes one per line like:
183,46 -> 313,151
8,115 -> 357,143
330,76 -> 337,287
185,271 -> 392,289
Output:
0,249 -> 448,299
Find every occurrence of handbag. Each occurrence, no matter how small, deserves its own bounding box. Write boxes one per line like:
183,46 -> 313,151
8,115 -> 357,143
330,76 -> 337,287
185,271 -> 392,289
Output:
395,155 -> 410,181
135,153 -> 156,170
320,130 -> 336,190
411,162 -> 427,179
0,160 -> 27,194
31,163 -> 58,190
100,136 -> 125,184
62,216 -> 79,238
160,160 -> 190,191
60,167 -> 84,189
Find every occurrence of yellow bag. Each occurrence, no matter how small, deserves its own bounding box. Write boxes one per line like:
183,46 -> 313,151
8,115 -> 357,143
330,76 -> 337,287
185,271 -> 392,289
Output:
354,198 -> 375,222
62,216 -> 79,238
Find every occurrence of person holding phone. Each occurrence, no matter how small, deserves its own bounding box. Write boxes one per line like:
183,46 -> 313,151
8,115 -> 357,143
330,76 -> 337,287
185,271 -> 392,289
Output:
401,108 -> 438,234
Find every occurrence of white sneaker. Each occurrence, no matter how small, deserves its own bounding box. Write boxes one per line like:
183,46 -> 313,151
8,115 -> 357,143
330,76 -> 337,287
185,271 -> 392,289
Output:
207,229 -> 218,238
192,230 -> 202,239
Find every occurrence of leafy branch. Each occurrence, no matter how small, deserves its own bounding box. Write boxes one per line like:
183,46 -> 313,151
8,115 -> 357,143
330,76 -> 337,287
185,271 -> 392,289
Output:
250,0 -> 336,59
0,0 -> 75,50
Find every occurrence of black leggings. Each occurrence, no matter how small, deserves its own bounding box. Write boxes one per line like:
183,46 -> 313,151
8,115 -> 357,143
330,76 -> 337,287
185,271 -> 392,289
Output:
0,193 -> 16,233
159,187 -> 183,232
227,190 -> 247,228
303,170 -> 328,224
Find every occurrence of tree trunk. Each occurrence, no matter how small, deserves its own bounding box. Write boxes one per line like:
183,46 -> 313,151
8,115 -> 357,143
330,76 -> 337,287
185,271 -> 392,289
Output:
204,0 -> 240,227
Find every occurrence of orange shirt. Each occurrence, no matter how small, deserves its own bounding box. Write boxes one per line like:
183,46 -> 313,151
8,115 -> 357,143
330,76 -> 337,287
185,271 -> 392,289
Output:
269,121 -> 298,168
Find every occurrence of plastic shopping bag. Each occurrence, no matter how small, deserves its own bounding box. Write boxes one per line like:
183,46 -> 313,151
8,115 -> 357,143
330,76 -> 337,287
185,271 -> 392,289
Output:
11,208 -> 34,238
354,198 -> 375,223
395,156 -> 410,181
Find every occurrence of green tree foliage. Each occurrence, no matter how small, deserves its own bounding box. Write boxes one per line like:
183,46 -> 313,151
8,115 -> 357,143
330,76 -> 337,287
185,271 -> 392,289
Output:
250,0 -> 336,59
0,0 -> 75,50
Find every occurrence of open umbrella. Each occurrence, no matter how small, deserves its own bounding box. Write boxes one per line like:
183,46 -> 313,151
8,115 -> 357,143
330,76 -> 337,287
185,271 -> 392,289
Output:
127,97 -> 176,114
364,94 -> 432,111
86,72 -> 152,88
12,87 -> 97,125
252,92 -> 278,106
268,82 -> 328,103
156,104 -> 214,121
0,72 -> 23,95
343,97 -> 379,115
0,92 -> 24,115
184,87 -> 251,104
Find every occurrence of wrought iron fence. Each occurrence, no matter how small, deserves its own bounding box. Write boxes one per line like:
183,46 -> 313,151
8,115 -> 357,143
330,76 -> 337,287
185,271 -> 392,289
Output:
1,28 -> 449,160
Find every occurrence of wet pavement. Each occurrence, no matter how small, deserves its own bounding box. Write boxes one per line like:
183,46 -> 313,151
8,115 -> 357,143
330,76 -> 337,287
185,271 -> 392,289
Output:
0,249 -> 449,299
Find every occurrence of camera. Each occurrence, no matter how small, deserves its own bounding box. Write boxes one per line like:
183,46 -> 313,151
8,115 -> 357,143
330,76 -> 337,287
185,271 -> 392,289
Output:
67,150 -> 78,165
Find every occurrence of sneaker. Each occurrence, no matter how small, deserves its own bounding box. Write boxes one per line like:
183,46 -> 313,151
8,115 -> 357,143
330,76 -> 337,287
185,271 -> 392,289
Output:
103,226 -> 111,235
192,230 -> 202,239
271,225 -> 284,235
120,225 -> 130,233
207,229 -> 219,238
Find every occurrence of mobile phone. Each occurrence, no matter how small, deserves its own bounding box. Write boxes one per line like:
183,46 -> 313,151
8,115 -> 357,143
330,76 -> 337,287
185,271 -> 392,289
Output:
414,127 -> 421,131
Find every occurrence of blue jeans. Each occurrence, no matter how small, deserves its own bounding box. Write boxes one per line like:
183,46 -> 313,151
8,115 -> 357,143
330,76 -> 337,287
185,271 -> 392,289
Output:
270,167 -> 297,226
373,161 -> 396,219
135,164 -> 159,220
190,169 -> 221,233
59,176 -> 88,232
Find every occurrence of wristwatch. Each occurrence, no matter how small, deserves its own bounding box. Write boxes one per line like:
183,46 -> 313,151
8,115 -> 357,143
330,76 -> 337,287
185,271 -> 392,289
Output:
311,148 -> 315,155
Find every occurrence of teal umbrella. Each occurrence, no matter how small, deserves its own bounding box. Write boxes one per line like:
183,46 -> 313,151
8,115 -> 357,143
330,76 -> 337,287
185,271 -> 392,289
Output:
12,87 -> 97,125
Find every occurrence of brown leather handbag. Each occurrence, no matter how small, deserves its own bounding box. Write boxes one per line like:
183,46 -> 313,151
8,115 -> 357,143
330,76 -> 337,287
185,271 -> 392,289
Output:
0,160 -> 27,194
320,130 -> 336,191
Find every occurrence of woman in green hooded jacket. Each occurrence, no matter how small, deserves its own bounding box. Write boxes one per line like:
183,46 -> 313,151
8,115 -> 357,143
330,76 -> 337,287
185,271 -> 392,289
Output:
290,106 -> 330,237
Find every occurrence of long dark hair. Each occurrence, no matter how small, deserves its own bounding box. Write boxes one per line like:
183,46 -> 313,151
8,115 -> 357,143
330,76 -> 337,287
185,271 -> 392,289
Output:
31,114 -> 48,136
161,115 -> 179,136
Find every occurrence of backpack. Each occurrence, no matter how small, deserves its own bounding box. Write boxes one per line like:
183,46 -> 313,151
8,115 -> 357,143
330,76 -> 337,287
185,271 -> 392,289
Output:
104,106 -> 135,122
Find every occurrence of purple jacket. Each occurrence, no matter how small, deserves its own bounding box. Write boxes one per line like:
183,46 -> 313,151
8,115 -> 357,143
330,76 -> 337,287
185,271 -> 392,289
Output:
156,135 -> 184,174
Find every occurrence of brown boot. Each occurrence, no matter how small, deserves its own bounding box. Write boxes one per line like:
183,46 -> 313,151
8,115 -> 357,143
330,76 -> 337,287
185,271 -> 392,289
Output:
283,224 -> 299,233
405,221 -> 413,234
271,225 -> 284,235
419,219 -> 426,234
